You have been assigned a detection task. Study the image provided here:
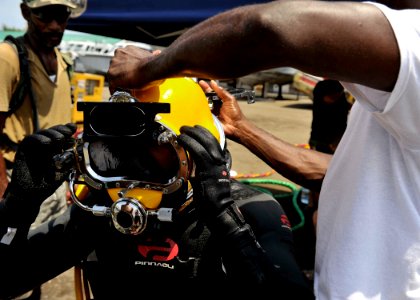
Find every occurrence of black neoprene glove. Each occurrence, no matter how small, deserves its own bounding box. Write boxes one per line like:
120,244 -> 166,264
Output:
178,125 -> 233,222
179,125 -> 272,284
1,123 -> 77,227
178,125 -> 252,235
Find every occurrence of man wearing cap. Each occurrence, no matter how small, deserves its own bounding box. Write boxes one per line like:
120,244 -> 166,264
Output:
0,1 -> 80,298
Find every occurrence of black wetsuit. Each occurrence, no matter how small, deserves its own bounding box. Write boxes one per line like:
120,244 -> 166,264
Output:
0,180 -> 314,299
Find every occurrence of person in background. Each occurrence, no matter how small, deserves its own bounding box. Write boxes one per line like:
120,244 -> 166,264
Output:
0,0 -> 79,227
309,79 -> 351,155
107,1 -> 420,299
307,79 -> 352,228
0,0 -> 84,298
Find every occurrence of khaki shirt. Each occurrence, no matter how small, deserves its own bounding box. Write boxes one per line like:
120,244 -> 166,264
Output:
0,40 -> 72,163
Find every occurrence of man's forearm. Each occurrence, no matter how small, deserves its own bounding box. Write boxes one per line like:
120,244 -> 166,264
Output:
233,119 -> 330,191
144,2 -> 296,86
144,1 -> 398,92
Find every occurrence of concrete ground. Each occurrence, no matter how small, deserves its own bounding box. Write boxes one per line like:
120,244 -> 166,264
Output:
38,95 -> 313,300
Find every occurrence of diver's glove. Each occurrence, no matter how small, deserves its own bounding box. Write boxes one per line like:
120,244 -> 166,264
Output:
178,125 -> 253,234
178,125 -> 233,221
179,125 -> 266,280
0,123 -> 77,228
179,125 -> 269,283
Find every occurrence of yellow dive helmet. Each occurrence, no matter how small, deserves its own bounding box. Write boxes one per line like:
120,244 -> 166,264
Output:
132,77 -> 222,138
69,77 -> 225,235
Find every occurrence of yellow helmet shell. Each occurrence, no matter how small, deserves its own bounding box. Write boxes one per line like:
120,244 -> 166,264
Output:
107,188 -> 163,210
131,77 -> 221,141
104,78 -> 224,210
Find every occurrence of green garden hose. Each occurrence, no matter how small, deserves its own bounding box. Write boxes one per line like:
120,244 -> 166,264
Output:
238,178 -> 305,231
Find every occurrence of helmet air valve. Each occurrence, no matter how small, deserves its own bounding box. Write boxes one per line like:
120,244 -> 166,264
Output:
111,198 -> 147,235
111,198 -> 175,235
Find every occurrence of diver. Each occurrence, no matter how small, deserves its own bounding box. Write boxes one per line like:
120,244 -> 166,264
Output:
0,78 -> 314,299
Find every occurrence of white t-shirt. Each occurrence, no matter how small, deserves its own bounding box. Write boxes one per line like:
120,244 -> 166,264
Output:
315,3 -> 420,300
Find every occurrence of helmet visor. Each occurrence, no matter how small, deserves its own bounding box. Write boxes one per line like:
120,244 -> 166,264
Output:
87,138 -> 180,184
77,101 -> 189,194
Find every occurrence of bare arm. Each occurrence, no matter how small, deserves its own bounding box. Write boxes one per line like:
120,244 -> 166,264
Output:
201,80 -> 330,191
108,0 -> 400,92
233,117 -> 330,191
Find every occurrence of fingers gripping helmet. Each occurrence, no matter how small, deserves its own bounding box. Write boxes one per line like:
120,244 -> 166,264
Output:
69,77 -> 225,235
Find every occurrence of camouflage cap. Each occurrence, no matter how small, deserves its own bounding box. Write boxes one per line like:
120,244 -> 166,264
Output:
23,0 -> 77,9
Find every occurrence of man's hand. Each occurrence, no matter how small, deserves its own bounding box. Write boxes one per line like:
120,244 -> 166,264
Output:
198,80 -> 247,143
178,125 -> 233,222
2,123 -> 77,226
107,46 -> 163,94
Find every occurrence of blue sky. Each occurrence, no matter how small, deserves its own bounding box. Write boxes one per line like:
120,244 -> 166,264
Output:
1,0 -> 27,30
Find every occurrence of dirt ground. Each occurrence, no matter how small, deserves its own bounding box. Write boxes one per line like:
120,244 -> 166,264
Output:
37,95 -> 313,300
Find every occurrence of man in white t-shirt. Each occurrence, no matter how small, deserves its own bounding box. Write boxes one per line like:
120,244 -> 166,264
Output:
107,1 -> 420,299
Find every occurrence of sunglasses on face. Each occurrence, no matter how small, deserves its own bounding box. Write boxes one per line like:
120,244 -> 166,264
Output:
31,6 -> 71,23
